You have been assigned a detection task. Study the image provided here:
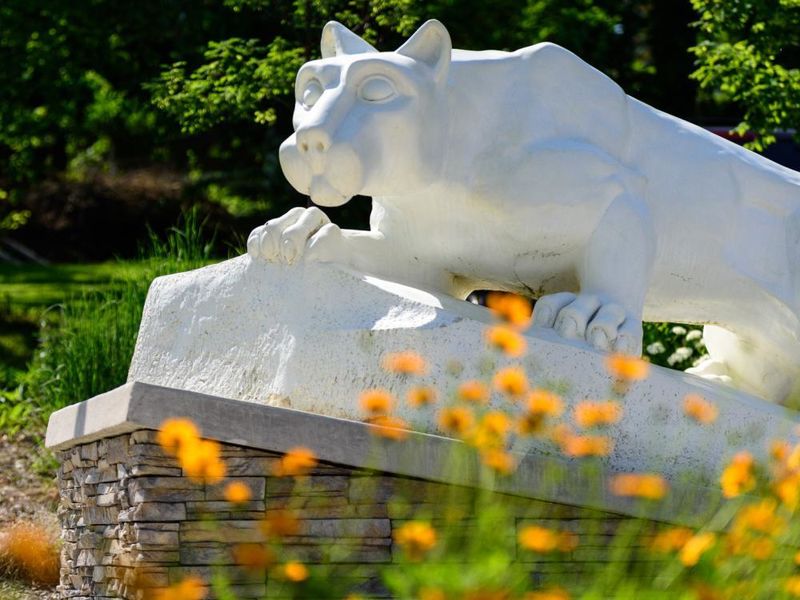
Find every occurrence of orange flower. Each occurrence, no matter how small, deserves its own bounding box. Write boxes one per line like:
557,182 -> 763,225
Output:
407,386 -> 436,408
480,411 -> 512,438
649,527 -> 694,553
368,415 -> 410,440
747,537 -> 775,560
775,472 -> 800,509
733,499 -> 784,536
720,451 -> 755,498
486,292 -> 532,329
527,389 -> 564,417
232,544 -> 275,571
153,576 -> 206,600
283,561 -> 309,582
679,532 -> 716,566
605,354 -> 649,381
382,351 -> 427,375
438,406 -> 475,435
485,325 -> 527,357
0,521 -> 59,586
493,366 -> 528,397
157,418 -> 200,456
561,434 -> 612,458
260,509 -> 302,538
223,481 -> 252,504
573,401 -> 622,428
557,531 -> 579,552
609,473 -> 668,500
480,448 -> 516,475
458,380 -> 490,404
786,576 -> 800,597
518,525 -> 559,553
394,521 -> 437,560
178,439 -> 226,484
771,440 -> 791,462
419,589 -> 447,600
683,394 -> 718,424
523,588 -> 571,600
360,389 -> 393,415
273,447 -> 317,477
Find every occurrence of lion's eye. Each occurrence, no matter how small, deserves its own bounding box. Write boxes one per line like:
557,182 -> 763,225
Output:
301,80 -> 323,109
359,76 -> 396,102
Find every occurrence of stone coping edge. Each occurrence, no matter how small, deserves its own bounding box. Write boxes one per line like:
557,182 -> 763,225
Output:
46,381 -> 729,528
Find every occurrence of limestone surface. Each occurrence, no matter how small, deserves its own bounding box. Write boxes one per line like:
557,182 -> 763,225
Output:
128,256 -> 800,483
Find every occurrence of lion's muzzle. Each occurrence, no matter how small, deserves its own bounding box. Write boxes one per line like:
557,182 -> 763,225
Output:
279,132 -> 364,207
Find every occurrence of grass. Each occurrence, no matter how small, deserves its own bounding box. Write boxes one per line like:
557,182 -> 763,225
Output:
0,210 -> 223,432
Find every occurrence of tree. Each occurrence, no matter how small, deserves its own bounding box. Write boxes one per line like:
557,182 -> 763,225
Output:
690,0 -> 800,151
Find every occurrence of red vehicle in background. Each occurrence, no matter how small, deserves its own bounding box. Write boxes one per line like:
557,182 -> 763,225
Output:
706,127 -> 800,172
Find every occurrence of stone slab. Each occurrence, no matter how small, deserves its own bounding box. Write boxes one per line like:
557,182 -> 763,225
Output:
44,380 -> 795,527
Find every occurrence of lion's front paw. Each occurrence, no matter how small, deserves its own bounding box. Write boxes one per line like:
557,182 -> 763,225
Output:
247,206 -> 339,265
532,292 -> 642,355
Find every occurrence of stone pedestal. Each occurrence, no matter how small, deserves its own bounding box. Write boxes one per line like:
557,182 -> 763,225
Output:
48,383 -> 734,599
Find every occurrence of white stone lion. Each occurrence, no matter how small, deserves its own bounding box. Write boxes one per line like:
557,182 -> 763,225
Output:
248,20 -> 800,405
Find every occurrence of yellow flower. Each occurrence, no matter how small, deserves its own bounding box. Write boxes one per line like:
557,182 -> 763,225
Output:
683,394 -> 718,424
283,561 -> 309,582
720,451 -> 755,498
232,544 -> 275,571
259,509 -> 302,538
573,401 -> 622,428
407,386 -> 436,408
458,380 -> 490,404
609,473 -> 668,500
486,291 -> 532,329
527,389 -> 564,417
438,406 -> 475,435
679,532 -> 715,566
153,576 -> 206,600
518,525 -> 566,553
649,527 -> 694,553
394,521 -> 437,560
273,447 -> 317,477
157,418 -> 200,456
493,366 -> 528,398
480,448 -> 516,475
605,354 -> 649,381
368,414 -> 410,440
485,325 -> 527,357
382,351 -> 427,375
178,439 -> 226,484
359,389 -> 394,415
523,588 -> 571,600
786,576 -> 800,597
223,481 -> 252,504
561,434 -> 612,458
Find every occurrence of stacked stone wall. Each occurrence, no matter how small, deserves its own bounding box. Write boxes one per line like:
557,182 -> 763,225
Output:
56,430 -> 658,599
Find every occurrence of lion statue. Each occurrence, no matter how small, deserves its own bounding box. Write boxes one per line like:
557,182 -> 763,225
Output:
247,19 -> 800,405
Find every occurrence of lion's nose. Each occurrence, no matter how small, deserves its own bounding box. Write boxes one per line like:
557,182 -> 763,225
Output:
297,128 -> 331,155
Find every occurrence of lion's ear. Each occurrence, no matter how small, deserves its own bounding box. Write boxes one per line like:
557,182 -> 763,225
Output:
321,22 -> 378,58
396,19 -> 451,83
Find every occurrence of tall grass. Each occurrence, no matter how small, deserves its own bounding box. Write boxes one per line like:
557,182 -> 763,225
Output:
2,210 -> 219,430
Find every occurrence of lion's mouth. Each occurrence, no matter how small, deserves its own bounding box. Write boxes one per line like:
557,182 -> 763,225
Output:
309,177 -> 351,207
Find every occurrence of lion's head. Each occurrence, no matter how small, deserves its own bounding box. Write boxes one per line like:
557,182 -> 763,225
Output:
279,20 -> 452,207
